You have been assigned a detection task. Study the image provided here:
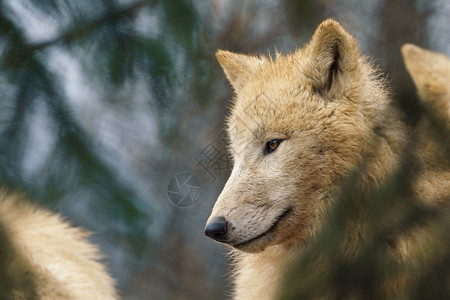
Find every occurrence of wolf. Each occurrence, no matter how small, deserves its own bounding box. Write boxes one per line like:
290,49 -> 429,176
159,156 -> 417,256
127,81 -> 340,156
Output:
0,190 -> 117,299
205,19 -> 449,299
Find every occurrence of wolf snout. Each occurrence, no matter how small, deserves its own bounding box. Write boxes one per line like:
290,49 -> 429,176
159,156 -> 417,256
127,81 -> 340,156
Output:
204,216 -> 229,242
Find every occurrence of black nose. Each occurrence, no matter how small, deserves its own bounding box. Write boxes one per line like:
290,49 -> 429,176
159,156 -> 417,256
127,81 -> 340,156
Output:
204,216 -> 228,241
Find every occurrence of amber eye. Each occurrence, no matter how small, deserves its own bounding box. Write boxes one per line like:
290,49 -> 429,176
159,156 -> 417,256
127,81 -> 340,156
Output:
264,139 -> 282,155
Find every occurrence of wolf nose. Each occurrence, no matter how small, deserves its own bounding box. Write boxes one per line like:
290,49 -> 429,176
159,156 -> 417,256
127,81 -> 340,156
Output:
204,216 -> 228,242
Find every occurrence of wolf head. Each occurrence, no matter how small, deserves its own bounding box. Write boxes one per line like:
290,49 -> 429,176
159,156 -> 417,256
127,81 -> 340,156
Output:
205,19 -> 396,253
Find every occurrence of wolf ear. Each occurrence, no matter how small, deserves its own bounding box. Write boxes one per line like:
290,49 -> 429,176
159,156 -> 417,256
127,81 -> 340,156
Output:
303,19 -> 360,97
401,43 -> 450,120
216,50 -> 265,90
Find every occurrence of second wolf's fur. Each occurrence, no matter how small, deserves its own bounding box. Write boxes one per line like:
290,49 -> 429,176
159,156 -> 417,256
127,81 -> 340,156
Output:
205,20 -> 449,299
0,190 -> 117,299
402,43 -> 450,207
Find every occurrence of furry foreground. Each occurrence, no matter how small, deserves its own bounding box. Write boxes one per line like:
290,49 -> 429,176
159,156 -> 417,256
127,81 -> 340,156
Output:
0,190 -> 117,299
205,19 -> 449,299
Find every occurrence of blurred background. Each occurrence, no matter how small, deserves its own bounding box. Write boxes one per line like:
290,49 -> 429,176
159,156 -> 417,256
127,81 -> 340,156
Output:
0,0 -> 449,299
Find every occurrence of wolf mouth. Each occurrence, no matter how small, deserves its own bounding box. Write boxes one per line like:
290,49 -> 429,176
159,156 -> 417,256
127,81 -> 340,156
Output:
233,206 -> 293,249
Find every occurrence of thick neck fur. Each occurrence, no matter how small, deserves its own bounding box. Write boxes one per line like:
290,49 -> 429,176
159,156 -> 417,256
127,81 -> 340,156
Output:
230,244 -> 299,300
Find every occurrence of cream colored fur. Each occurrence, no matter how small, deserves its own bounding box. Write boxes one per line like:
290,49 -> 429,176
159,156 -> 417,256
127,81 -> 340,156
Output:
0,190 -> 117,299
401,44 -> 450,209
206,19 -> 449,299
402,43 -> 450,121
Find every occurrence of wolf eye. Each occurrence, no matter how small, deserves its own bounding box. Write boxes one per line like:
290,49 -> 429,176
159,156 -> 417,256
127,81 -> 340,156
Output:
264,139 -> 282,155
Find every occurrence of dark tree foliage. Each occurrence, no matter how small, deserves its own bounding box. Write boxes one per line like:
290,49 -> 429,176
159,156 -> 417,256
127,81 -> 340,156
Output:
281,148 -> 450,299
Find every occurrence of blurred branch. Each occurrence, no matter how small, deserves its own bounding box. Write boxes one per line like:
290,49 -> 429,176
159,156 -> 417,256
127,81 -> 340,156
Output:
1,0 -> 152,70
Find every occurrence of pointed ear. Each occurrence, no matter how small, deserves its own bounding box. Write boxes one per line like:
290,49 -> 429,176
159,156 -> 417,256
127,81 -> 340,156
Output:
216,50 -> 265,90
304,19 -> 360,97
401,43 -> 450,120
